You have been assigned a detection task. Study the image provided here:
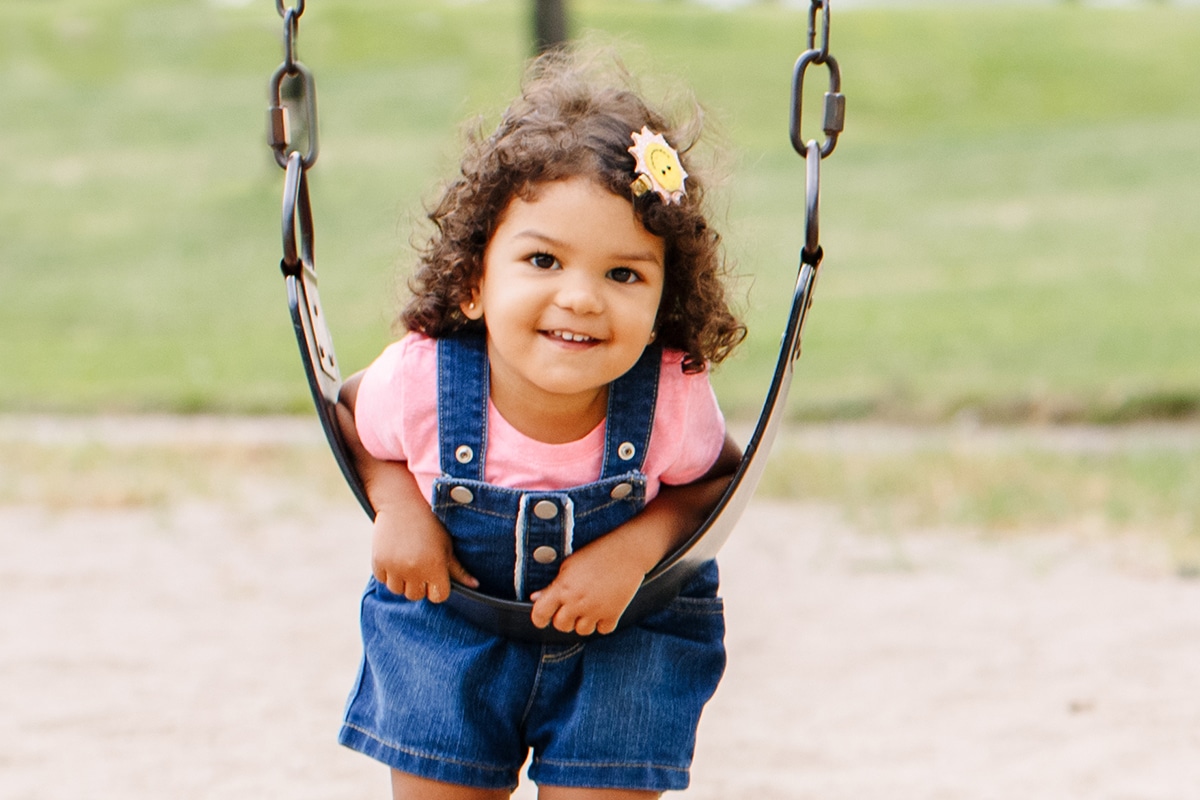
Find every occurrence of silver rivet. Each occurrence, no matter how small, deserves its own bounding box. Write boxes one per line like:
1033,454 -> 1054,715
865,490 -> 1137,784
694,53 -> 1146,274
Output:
455,445 -> 474,464
449,485 -> 474,504
610,482 -> 633,500
532,545 -> 558,564
617,441 -> 636,461
533,500 -> 558,520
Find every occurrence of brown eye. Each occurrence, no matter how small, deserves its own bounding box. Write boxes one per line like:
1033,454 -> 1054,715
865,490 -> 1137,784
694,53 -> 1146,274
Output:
608,267 -> 640,284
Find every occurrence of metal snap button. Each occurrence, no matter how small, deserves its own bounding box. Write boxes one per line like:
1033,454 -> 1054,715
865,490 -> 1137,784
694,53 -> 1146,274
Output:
610,482 -> 633,500
449,485 -> 474,504
532,500 -> 558,520
455,445 -> 474,464
532,545 -> 558,564
617,441 -> 636,461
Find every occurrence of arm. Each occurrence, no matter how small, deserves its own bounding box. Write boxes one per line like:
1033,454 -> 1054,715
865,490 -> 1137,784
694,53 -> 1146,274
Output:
529,433 -> 742,635
336,372 -> 478,602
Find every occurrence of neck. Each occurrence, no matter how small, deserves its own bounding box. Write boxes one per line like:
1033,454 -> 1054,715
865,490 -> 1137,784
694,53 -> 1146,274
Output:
488,379 -> 608,444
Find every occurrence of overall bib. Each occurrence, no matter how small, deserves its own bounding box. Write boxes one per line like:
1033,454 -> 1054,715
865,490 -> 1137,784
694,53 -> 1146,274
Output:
340,332 -> 726,791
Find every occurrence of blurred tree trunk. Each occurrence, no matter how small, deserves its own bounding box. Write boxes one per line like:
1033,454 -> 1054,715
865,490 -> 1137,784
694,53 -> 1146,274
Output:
533,0 -> 569,54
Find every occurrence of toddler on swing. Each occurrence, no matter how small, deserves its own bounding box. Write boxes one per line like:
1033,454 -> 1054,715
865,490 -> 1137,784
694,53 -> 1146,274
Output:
335,48 -> 746,800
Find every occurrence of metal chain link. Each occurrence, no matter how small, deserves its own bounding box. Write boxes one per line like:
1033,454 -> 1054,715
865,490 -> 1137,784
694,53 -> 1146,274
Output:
790,0 -> 847,269
790,0 -> 844,160
267,0 -> 318,170
269,1 -> 319,282
805,0 -> 831,62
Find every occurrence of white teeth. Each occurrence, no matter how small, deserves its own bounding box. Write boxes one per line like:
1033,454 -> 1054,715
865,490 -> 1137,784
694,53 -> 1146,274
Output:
549,330 -> 594,343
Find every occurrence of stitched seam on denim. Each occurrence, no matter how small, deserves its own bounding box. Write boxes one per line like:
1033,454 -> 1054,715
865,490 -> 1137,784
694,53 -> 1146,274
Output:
533,755 -> 689,773
663,597 -> 725,616
437,340 -> 451,474
437,482 -> 526,500
478,345 -> 489,476
431,504 -> 519,521
518,644 -> 552,731
572,497 -> 639,519
539,643 -> 583,664
340,722 -> 514,774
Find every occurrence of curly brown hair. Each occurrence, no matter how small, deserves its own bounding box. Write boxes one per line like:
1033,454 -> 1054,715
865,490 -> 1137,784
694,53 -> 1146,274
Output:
400,48 -> 745,373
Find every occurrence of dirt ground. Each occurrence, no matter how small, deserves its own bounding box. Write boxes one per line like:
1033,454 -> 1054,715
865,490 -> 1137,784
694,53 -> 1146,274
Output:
2,416 -> 1198,799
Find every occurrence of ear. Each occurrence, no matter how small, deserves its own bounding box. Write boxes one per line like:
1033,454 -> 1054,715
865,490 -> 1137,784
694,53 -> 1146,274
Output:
460,288 -> 483,320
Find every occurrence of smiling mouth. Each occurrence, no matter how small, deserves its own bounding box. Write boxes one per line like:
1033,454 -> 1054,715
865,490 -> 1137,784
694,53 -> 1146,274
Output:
545,329 -> 597,344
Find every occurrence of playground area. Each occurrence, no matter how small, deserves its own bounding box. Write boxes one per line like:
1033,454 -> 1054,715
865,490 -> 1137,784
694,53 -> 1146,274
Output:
2,414 -> 1198,799
5,2 -> 1200,797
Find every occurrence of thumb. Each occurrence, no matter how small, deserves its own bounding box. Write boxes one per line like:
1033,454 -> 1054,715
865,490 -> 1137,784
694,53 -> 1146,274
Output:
446,554 -> 480,590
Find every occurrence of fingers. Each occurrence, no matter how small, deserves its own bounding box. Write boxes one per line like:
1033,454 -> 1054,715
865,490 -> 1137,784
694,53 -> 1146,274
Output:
530,592 -> 616,636
374,570 -> 449,603
446,557 -> 480,590
375,564 -> 477,604
552,610 -> 614,637
420,557 -> 479,604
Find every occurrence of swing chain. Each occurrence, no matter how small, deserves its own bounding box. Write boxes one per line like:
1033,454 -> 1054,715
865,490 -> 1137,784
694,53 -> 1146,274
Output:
790,0 -> 844,160
805,0 -> 831,61
792,1 -> 846,295
269,0 -> 319,279
268,0 -> 319,170
275,0 -> 305,22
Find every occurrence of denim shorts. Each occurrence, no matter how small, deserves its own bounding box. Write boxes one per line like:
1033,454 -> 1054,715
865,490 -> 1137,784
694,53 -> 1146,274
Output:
338,564 -> 726,791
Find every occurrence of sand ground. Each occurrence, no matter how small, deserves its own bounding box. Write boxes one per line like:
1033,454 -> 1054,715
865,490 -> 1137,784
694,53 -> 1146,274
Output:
2,416 -> 1198,799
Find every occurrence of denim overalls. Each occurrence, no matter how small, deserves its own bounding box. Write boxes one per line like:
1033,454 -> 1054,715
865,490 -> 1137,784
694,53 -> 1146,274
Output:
340,332 -> 727,792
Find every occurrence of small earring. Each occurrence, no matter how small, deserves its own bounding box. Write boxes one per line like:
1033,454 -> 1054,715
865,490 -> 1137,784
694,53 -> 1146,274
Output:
467,302 -> 476,311
648,329 -> 657,344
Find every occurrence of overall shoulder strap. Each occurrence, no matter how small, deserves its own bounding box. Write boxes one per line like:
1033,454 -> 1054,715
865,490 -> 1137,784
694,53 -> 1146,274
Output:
600,344 -> 661,478
437,331 -> 488,481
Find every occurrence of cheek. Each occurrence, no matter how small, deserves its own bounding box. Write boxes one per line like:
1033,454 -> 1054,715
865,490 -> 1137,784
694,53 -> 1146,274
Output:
629,290 -> 665,337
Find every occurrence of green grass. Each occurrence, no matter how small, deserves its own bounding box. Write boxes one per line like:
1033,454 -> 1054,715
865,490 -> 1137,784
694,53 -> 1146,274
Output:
758,428 -> 1200,575
3,0 -> 1199,420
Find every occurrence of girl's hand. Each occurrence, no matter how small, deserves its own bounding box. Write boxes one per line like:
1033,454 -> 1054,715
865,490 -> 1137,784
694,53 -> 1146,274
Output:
530,434 -> 744,636
372,504 -> 478,603
337,370 -> 479,604
529,536 -> 646,636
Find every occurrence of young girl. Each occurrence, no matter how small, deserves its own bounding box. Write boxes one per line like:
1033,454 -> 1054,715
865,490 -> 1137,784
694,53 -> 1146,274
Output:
335,50 -> 746,800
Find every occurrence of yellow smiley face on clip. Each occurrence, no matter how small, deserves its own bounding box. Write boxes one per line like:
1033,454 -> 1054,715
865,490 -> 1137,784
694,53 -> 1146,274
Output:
645,143 -> 683,192
628,126 -> 689,204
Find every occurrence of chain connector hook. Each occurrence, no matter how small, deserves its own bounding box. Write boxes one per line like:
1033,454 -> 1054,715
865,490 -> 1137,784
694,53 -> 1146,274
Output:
790,50 -> 843,159
792,0 -> 844,158
267,1 -> 319,170
268,61 -> 319,169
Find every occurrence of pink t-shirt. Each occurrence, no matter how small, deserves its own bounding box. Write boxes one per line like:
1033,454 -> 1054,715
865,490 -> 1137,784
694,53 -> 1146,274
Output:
355,332 -> 726,503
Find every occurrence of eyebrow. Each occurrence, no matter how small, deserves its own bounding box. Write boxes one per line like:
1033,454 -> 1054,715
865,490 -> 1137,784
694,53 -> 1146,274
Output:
512,229 -> 663,266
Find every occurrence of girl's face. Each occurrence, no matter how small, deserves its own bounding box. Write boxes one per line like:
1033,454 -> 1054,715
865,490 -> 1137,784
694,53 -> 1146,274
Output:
463,177 -> 665,429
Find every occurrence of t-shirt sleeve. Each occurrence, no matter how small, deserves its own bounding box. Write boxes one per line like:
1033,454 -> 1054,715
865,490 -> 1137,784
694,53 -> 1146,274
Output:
353,337 -> 412,463
653,355 -> 727,487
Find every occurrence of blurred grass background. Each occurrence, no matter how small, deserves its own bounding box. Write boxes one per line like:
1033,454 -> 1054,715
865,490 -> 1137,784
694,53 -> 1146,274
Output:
2,0 -> 1198,566
3,0 -> 1198,420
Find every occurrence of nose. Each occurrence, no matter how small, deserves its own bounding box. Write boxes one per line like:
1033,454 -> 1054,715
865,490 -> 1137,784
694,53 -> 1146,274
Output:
553,271 -> 605,315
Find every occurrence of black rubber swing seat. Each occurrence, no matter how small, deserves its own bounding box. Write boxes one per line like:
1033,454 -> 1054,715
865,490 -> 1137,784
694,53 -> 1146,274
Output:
279,152 -> 818,644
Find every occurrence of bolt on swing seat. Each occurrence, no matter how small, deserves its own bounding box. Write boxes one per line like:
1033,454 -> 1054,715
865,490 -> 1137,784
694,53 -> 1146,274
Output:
270,0 -> 845,645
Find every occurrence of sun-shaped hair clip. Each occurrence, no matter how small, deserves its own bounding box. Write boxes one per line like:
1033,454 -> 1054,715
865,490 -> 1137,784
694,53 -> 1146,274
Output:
628,126 -> 688,205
